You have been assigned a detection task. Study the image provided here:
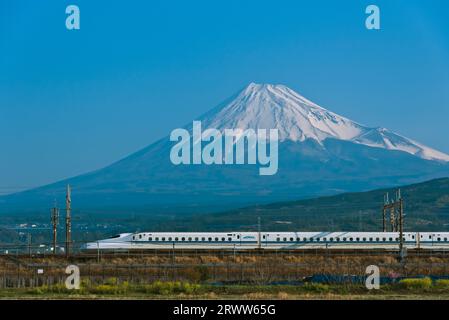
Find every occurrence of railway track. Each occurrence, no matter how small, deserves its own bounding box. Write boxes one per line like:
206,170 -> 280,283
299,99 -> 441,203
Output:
2,248 -> 449,260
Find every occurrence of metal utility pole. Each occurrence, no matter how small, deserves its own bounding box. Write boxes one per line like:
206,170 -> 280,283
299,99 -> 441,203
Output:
27,233 -> 32,258
382,189 -> 406,259
51,201 -> 59,255
390,206 -> 396,232
257,216 -> 261,249
65,184 -> 72,257
383,192 -> 400,232
382,194 -> 388,232
398,189 -> 405,255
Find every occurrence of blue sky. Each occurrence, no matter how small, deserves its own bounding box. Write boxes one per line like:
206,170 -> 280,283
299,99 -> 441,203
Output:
1,0 -> 449,193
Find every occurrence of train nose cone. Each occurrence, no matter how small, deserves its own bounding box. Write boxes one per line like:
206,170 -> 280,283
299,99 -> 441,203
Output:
80,242 -> 97,250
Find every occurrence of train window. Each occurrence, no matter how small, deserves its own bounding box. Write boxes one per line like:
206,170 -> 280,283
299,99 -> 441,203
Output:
369,238 -> 373,241
395,237 -> 399,241
161,237 -> 165,241
329,238 -> 333,242
349,238 -> 353,241
389,237 -> 393,241
221,237 -> 225,241
155,237 -> 159,241
276,238 -> 280,242
376,237 -> 379,241
336,238 -> 340,242
412,235 -> 415,239
356,238 -> 360,241
195,237 -> 199,241
149,237 -> 152,241
438,238 -> 441,241
362,238 -> 366,241
429,235 -> 432,239
188,237 -> 192,241
208,237 -> 212,241
202,237 -> 205,241
296,238 -> 300,242
139,234 -> 142,239
182,237 -> 185,241
168,237 -> 172,241
343,237 -> 346,241
228,238 -> 232,241
175,237 -> 178,241
132,236 -> 135,240
283,237 -> 287,241
290,237 -> 294,241
237,235 -> 240,239
215,237 -> 219,241
310,238 -> 314,241
445,238 -> 448,242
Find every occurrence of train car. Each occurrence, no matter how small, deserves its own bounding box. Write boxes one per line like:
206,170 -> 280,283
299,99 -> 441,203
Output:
81,231 -> 449,251
82,232 -> 258,250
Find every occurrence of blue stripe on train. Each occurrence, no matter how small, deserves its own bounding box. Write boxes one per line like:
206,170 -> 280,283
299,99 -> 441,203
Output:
130,240 -> 446,244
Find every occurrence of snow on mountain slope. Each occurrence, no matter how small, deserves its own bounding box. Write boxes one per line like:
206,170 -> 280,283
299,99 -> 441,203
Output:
200,83 -> 366,142
353,127 -> 449,162
199,83 -> 449,162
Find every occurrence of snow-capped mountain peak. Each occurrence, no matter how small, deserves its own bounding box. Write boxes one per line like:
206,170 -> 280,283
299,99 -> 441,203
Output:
199,83 -> 449,162
201,83 -> 365,142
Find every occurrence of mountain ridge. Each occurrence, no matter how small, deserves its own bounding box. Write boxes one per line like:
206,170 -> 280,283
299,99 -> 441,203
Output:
139,177 -> 449,232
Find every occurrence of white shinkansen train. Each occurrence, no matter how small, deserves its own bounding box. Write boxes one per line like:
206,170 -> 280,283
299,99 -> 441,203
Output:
82,231 -> 449,251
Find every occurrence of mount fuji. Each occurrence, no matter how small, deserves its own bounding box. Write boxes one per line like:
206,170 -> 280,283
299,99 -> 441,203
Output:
202,83 -> 449,162
1,83 -> 449,214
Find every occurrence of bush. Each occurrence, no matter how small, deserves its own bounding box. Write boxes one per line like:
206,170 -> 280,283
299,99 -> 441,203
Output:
399,277 -> 432,290
301,283 -> 330,293
26,283 -> 71,295
91,284 -> 118,295
89,280 -> 129,295
143,281 -> 201,295
104,277 -> 118,286
80,278 -> 91,287
435,279 -> 449,289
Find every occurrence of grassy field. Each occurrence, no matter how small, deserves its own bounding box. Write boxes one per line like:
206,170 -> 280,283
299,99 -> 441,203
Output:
2,252 -> 449,300
2,279 -> 449,300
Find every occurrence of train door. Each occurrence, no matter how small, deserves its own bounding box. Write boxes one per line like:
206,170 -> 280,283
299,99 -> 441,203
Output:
416,233 -> 420,249
262,233 -> 268,248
